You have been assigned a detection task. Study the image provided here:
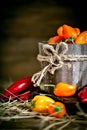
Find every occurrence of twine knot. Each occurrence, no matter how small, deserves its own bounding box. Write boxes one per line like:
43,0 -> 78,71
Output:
32,42 -> 70,86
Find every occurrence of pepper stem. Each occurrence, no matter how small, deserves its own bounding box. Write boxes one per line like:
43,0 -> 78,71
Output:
50,104 -> 62,113
26,101 -> 36,109
55,105 -> 62,113
40,84 -> 56,90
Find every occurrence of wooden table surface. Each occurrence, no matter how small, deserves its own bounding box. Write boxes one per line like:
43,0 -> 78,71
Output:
0,117 -> 87,130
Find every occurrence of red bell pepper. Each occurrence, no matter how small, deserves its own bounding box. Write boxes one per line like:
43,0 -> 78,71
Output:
78,85 -> 87,103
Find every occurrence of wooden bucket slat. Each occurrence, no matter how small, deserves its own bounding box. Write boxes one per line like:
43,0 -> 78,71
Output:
38,42 -> 87,89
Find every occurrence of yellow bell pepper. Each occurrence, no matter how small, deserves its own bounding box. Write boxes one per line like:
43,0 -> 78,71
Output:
30,95 -> 55,113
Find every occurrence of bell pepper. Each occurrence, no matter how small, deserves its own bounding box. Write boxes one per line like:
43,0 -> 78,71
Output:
57,24 -> 80,39
30,95 -> 55,113
78,85 -> 87,103
47,101 -> 66,118
54,82 -> 77,97
75,31 -> 87,44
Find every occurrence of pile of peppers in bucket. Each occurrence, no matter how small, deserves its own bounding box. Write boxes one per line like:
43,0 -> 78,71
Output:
48,24 -> 87,44
0,24 -> 87,118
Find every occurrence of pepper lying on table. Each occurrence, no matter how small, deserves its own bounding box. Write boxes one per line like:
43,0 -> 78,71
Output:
0,76 -> 34,101
78,85 -> 87,103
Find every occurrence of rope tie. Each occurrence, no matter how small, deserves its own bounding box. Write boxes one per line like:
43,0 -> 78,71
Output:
32,42 -> 87,86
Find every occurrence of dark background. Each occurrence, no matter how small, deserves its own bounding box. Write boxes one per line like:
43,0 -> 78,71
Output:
0,0 -> 87,84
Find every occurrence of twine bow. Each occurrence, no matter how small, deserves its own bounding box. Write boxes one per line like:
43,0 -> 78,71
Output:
32,42 -> 71,86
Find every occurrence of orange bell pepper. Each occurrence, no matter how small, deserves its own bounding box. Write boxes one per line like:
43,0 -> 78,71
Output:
47,101 -> 66,118
75,31 -> 87,44
54,82 -> 77,97
57,24 -> 80,39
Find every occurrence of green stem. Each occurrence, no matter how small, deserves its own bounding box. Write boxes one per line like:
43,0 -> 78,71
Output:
40,84 -> 56,91
55,105 -> 62,113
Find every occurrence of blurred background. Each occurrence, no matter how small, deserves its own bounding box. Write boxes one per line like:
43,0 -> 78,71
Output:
0,0 -> 87,84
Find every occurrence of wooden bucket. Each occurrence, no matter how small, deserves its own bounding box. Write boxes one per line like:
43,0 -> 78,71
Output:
38,42 -> 87,90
